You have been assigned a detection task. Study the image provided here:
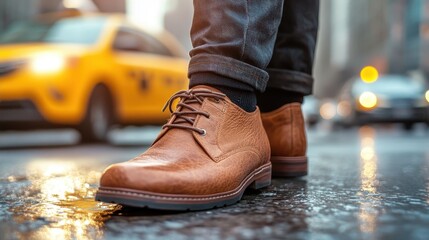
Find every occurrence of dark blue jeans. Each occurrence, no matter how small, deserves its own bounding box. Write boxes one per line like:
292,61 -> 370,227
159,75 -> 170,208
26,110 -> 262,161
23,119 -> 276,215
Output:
188,0 -> 319,95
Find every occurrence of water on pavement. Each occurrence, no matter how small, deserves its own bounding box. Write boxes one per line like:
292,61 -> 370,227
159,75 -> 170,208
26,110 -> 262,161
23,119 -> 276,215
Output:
0,125 -> 428,240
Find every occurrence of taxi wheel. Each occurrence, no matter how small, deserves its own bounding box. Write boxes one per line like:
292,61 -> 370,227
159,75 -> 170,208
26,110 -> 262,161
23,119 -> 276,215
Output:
78,86 -> 113,143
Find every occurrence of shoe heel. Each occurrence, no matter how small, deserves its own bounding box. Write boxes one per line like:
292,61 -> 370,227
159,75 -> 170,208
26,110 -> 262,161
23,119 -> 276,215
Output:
271,156 -> 308,177
249,165 -> 272,189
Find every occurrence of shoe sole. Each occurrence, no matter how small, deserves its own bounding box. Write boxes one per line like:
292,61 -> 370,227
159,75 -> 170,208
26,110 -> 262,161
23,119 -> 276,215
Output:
95,163 -> 271,211
271,156 -> 307,177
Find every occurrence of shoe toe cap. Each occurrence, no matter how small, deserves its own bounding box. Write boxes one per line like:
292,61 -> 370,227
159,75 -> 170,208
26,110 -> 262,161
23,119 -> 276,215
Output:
99,163 -> 133,188
99,161 -> 191,194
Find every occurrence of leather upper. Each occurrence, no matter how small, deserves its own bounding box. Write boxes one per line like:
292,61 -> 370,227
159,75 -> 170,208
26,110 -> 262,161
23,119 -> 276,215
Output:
261,103 -> 307,157
100,86 -> 270,195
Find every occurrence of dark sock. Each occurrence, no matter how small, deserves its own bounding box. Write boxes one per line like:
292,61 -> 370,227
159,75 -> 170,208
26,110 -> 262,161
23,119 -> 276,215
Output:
257,88 -> 304,113
213,85 -> 256,112
190,72 -> 257,112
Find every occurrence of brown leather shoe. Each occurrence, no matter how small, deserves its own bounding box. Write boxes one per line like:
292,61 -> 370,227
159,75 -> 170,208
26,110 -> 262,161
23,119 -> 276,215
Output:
261,103 -> 307,177
96,86 -> 271,210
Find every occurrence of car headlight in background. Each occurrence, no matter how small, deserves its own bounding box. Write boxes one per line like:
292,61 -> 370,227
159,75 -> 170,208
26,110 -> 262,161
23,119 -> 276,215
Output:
30,53 -> 66,74
359,91 -> 377,109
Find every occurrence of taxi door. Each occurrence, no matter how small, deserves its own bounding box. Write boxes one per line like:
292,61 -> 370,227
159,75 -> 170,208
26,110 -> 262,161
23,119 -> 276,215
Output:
111,27 -> 188,124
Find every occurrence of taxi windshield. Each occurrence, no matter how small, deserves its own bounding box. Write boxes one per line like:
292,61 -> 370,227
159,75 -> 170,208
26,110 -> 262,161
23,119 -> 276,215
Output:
0,16 -> 106,45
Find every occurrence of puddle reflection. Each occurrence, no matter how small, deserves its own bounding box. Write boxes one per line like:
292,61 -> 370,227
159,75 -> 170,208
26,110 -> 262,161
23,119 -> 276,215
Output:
358,126 -> 380,233
8,160 -> 120,239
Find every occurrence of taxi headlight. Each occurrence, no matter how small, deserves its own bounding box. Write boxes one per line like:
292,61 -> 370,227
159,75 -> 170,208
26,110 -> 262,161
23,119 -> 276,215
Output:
30,53 -> 66,74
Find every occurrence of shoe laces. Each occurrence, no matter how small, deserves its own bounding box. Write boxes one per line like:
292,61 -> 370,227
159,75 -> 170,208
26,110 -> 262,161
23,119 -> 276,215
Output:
162,89 -> 226,135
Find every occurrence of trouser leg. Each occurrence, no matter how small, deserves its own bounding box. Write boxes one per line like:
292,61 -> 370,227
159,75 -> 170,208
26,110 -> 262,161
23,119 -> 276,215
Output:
264,0 -> 320,95
188,0 -> 284,92
256,0 -> 319,112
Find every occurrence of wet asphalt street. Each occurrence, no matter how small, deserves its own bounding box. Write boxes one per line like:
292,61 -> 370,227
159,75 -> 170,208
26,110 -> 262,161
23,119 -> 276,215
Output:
0,124 -> 429,240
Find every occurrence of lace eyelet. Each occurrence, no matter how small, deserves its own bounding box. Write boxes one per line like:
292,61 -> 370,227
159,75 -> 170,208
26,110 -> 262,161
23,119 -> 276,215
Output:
200,129 -> 207,136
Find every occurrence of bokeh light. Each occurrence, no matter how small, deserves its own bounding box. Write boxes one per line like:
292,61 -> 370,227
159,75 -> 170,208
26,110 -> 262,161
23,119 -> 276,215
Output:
320,102 -> 337,120
337,100 -> 351,117
359,92 -> 378,109
360,66 -> 379,83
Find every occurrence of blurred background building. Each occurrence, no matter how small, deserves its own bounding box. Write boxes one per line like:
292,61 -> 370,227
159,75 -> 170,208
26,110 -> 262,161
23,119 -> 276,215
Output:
1,0 -> 428,98
315,0 -> 427,97
0,0 -> 124,33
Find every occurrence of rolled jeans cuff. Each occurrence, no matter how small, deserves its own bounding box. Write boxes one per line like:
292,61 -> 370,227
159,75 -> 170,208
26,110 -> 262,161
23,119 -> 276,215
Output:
267,69 -> 314,95
188,53 -> 269,92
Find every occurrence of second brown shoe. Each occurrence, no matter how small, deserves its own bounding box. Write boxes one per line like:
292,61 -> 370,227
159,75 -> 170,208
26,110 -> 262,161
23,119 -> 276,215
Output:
96,86 -> 271,210
261,103 -> 308,177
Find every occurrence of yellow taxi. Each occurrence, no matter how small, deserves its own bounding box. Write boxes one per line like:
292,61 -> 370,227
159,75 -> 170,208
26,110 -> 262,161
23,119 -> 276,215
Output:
0,11 -> 189,142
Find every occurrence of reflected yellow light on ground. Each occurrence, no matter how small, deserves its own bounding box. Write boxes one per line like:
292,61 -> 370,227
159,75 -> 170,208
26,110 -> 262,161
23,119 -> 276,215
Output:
358,126 -> 379,233
360,146 -> 375,161
7,176 -> 17,182
359,127 -> 377,193
359,92 -> 378,109
320,102 -> 337,120
361,157 -> 377,194
359,204 -> 377,233
27,160 -> 75,178
361,136 -> 375,146
11,160 -> 120,240
359,125 -> 376,136
360,66 -> 379,83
